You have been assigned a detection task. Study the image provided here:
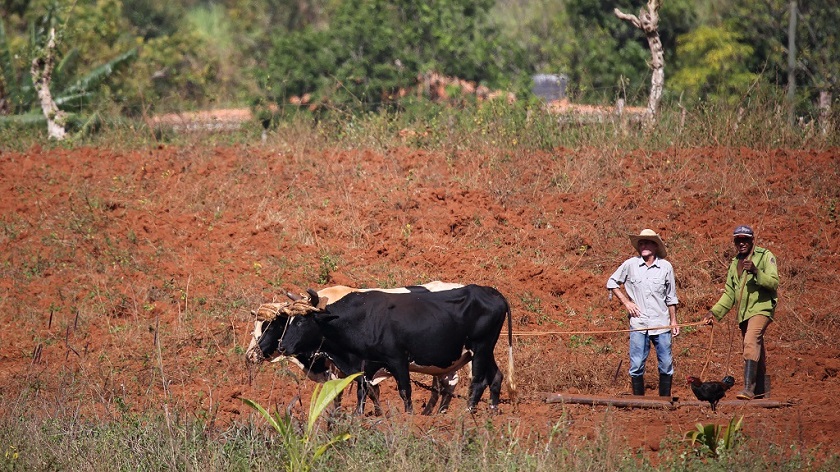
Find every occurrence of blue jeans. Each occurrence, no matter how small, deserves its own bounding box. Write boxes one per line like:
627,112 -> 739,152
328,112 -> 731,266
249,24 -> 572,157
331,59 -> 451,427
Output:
629,331 -> 673,377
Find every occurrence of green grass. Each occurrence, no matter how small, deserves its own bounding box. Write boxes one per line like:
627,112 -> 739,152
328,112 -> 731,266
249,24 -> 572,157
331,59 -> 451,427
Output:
1,403 -> 836,471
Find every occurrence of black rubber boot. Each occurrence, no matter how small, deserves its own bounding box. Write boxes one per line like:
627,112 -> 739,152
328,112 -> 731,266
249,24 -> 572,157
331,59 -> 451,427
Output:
737,360 -> 758,400
631,375 -> 645,396
658,373 -> 672,398
754,356 -> 767,398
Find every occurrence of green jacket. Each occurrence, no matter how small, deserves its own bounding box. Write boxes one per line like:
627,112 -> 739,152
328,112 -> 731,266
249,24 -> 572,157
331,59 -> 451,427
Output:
710,246 -> 779,323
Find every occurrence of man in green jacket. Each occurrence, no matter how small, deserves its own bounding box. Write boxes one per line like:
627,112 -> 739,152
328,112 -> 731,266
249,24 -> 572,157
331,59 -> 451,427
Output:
704,225 -> 779,400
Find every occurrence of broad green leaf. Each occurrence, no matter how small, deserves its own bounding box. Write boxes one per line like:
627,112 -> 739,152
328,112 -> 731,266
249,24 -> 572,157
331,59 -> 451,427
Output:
54,47 -> 80,91
58,49 -> 137,99
307,372 -> 361,435
313,433 -> 352,460
240,397 -> 286,435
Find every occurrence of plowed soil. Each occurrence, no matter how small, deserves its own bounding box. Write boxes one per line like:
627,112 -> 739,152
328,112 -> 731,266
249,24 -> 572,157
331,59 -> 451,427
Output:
1,142 -> 838,461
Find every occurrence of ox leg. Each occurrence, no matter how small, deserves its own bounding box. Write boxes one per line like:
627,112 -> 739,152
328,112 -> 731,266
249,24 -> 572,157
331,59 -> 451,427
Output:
389,363 -> 414,414
357,363 -> 385,416
468,354 -> 501,413
354,377 -> 368,416
421,377 -> 440,416
438,371 -> 458,414
368,384 -> 383,416
487,368 -> 503,413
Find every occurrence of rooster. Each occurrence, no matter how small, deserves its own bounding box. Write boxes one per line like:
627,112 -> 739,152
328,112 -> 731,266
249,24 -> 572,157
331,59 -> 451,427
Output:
686,375 -> 736,412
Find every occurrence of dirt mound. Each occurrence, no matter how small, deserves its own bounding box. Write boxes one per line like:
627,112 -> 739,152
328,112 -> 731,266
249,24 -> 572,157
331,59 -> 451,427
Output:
1,143 -> 838,460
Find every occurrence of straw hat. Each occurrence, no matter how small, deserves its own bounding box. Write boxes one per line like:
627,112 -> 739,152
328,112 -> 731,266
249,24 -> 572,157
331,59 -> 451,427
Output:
629,229 -> 667,259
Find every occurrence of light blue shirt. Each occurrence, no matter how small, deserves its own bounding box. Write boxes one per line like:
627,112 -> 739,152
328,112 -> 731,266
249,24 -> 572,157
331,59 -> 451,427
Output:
606,256 -> 678,335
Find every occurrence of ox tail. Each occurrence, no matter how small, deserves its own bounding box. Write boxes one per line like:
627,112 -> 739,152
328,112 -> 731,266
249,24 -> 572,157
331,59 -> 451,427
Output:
506,305 -> 516,405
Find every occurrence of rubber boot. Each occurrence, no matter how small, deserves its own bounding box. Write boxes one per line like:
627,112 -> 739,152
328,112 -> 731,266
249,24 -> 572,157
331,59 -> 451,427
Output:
658,373 -> 672,398
737,360 -> 758,400
754,355 -> 767,398
631,375 -> 645,396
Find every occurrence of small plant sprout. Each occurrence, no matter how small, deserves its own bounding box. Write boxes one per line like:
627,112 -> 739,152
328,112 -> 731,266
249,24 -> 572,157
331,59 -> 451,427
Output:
241,373 -> 361,472
684,415 -> 744,458
317,254 -> 337,285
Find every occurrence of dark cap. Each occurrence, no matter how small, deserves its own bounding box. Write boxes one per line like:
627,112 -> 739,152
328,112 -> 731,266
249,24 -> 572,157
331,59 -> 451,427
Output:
733,225 -> 754,238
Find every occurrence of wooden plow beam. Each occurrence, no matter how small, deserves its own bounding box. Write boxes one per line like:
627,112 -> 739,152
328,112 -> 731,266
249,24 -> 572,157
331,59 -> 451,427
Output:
545,393 -> 792,409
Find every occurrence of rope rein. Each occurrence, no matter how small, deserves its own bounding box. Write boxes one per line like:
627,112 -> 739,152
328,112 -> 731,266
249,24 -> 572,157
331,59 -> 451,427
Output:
513,319 -> 725,382
510,320 -> 707,337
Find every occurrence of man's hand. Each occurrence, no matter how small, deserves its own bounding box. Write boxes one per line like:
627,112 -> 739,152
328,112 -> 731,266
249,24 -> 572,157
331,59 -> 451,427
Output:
671,324 -> 680,336
624,300 -> 641,317
702,312 -> 716,325
742,259 -> 757,274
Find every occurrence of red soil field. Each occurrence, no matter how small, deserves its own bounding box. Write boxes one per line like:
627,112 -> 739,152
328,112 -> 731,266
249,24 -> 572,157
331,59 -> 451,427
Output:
1,142 -> 838,461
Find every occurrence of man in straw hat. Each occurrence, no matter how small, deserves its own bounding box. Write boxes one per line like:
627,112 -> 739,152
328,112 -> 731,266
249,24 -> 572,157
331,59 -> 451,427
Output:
703,225 -> 779,400
606,229 -> 680,397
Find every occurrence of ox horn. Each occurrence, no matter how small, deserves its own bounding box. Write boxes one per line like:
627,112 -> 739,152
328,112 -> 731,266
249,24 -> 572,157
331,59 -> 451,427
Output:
307,288 -> 320,308
286,291 -> 302,301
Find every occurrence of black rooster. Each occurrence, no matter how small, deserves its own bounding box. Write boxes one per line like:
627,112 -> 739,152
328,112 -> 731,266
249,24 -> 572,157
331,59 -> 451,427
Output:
686,375 -> 736,412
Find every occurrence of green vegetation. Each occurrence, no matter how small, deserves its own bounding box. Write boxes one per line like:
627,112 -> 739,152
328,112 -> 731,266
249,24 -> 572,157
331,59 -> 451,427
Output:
0,0 -> 837,135
258,0 -> 525,114
1,82 -> 835,150
1,404 -> 836,471
241,373 -> 361,472
0,2 -> 137,132
684,415 -> 744,458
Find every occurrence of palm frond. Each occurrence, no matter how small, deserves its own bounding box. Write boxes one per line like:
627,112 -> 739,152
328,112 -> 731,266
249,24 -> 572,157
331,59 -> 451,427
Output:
58,48 -> 137,99
54,47 -> 80,91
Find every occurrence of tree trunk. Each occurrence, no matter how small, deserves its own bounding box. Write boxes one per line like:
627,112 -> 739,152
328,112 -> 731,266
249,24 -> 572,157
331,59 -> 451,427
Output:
30,27 -> 66,140
819,90 -> 832,135
614,0 -> 664,130
787,0 -> 798,125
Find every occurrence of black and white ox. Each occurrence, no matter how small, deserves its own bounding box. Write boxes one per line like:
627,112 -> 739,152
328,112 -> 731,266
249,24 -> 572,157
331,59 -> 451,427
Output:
252,284 -> 515,414
246,281 -> 471,415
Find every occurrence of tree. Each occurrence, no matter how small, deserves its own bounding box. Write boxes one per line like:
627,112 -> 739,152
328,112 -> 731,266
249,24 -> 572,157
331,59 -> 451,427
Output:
722,0 -> 838,124
614,0 -> 664,128
669,25 -> 758,104
0,3 -> 137,137
795,0 -> 839,132
543,0 -> 694,105
258,0 -> 527,113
